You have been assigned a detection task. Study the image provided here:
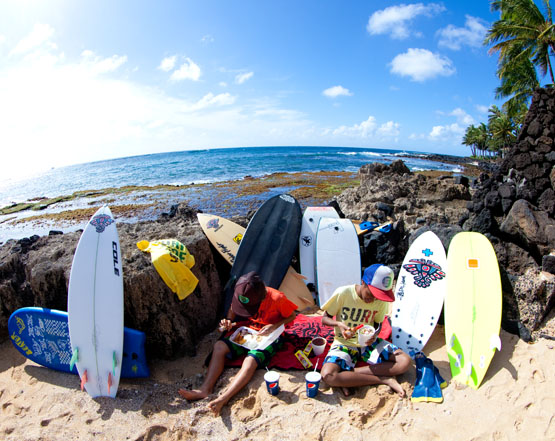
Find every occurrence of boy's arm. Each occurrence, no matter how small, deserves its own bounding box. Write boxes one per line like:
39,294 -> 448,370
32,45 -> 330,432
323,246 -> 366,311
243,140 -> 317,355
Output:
322,311 -> 352,339
258,311 -> 296,335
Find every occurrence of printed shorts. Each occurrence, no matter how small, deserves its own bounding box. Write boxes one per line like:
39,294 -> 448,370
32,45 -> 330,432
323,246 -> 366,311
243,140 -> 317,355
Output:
222,336 -> 283,368
324,339 -> 400,371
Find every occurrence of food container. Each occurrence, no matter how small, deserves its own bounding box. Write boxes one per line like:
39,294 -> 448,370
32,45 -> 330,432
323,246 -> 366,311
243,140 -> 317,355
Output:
229,324 -> 285,350
357,325 -> 376,346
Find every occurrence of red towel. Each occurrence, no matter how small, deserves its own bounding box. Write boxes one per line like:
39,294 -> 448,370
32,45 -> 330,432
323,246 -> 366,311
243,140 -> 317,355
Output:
223,314 -> 392,370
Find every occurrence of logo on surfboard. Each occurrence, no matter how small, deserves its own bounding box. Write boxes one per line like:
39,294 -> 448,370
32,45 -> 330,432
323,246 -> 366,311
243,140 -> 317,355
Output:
301,235 -> 312,247
90,214 -> 114,233
403,259 -> 445,288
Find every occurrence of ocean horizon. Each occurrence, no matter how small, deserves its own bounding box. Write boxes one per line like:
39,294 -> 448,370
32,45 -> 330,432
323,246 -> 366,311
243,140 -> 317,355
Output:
0,146 -> 464,207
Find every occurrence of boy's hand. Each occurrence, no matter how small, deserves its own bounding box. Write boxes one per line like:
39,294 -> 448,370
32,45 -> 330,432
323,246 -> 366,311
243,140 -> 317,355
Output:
258,324 -> 275,336
218,319 -> 235,332
339,323 -> 354,339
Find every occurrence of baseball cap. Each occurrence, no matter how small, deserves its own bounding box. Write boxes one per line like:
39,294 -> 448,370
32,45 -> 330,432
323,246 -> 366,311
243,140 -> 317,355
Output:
231,271 -> 266,317
362,264 -> 395,302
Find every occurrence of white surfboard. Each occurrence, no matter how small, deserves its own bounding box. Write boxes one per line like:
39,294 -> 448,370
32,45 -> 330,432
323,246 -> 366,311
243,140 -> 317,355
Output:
68,205 -> 124,398
315,218 -> 361,306
391,231 -> 447,355
299,207 -> 339,288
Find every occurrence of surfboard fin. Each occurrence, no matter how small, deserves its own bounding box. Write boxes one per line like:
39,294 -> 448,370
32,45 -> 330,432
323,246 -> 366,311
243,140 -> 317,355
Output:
490,334 -> 502,352
70,347 -> 79,371
108,372 -> 113,395
80,370 -> 88,391
112,351 -> 117,376
465,362 -> 473,377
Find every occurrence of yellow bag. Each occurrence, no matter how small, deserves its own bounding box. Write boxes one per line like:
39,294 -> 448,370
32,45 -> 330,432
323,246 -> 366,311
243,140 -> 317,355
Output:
137,239 -> 199,300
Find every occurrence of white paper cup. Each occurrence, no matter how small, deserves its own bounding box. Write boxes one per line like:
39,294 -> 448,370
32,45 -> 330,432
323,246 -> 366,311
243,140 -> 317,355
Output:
311,337 -> 327,356
357,325 -> 376,346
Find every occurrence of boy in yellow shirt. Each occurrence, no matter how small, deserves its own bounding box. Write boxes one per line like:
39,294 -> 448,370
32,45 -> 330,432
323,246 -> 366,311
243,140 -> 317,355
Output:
321,264 -> 411,396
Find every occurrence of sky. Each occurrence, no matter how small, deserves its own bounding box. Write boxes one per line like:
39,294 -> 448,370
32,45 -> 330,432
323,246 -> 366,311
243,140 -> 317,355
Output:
0,0 -> 505,179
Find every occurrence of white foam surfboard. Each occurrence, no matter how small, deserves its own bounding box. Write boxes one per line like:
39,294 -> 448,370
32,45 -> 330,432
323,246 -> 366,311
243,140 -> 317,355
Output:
68,205 -> 124,398
316,218 -> 361,306
299,207 -> 339,287
391,231 -> 447,355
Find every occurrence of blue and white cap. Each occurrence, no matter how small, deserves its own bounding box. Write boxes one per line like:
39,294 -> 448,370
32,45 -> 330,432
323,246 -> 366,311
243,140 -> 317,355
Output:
362,264 -> 395,302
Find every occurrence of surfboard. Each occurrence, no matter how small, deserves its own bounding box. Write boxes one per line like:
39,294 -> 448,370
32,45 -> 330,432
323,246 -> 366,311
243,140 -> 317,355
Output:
68,205 -> 124,398
222,194 -> 303,314
391,231 -> 447,355
444,232 -> 502,389
315,218 -> 361,306
198,212 -> 314,311
299,207 -> 339,288
8,307 -> 149,378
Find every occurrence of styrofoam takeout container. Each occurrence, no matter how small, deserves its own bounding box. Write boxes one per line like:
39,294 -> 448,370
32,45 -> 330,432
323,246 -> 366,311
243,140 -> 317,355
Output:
230,324 -> 285,350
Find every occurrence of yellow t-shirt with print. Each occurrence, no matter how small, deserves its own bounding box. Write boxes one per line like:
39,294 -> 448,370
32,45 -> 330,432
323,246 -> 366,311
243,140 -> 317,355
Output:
321,284 -> 389,347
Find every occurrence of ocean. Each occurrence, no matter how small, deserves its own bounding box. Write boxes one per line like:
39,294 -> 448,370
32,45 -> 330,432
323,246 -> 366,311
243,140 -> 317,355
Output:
0,146 -> 462,207
0,146 -> 465,243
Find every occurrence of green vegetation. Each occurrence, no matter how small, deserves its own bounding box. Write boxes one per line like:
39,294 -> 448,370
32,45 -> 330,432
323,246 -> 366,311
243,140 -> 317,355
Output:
464,0 -> 554,158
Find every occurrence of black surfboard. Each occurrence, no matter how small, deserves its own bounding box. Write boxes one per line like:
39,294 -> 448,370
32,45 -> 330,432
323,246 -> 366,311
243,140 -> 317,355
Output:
224,194 -> 302,314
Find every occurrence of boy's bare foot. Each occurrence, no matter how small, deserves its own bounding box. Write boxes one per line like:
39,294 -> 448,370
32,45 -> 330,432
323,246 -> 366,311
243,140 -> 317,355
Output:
178,388 -> 208,401
207,396 -> 227,416
381,377 -> 406,398
341,387 -> 352,397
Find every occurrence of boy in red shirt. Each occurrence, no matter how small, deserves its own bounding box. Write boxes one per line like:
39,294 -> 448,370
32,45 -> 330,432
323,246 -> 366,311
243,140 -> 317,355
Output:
179,271 -> 297,415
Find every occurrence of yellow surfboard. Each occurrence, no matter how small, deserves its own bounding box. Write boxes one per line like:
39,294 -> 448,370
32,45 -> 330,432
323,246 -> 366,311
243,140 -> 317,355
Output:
445,232 -> 502,389
197,213 -> 315,311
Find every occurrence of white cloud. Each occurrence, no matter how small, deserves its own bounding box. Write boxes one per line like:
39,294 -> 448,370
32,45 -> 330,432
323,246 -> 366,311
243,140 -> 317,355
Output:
171,57 -> 201,81
450,107 -> 475,125
322,85 -> 353,98
390,48 -> 455,82
158,55 -> 176,72
332,116 -> 400,139
201,34 -> 214,44
235,71 -> 253,84
192,92 -> 236,110
10,24 -> 56,55
81,50 -> 127,74
367,3 -> 445,39
475,104 -> 489,114
437,15 -> 488,50
377,120 -> 401,137
429,123 -> 464,140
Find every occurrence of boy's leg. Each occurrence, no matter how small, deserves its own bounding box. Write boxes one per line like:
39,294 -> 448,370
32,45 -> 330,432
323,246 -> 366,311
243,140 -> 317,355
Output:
207,355 -> 258,416
355,349 -> 411,377
178,340 -> 231,401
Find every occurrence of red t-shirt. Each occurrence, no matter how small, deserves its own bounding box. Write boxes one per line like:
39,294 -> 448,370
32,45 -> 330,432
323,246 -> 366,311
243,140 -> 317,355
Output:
247,287 -> 297,330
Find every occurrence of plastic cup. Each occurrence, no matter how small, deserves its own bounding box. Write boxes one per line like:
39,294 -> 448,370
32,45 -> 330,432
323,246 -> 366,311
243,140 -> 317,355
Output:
264,370 -> 280,396
311,337 -> 327,356
305,371 -> 321,398
358,325 -> 376,346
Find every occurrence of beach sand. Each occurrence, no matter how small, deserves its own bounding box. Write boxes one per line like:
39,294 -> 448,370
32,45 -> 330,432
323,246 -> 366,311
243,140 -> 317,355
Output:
1,320 -> 554,441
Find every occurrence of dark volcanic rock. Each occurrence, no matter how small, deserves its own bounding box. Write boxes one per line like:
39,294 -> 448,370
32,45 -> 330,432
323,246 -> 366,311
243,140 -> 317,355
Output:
0,204 -> 223,360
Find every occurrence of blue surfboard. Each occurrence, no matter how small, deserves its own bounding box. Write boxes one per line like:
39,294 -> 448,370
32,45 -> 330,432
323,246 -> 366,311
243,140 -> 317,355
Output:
8,307 -> 149,378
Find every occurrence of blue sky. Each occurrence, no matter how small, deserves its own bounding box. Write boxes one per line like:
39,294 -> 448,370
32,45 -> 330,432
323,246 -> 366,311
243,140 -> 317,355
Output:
0,1 -> 503,178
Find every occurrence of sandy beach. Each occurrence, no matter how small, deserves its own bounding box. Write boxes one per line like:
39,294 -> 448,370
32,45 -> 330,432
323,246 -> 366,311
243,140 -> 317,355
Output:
2,315 -> 554,441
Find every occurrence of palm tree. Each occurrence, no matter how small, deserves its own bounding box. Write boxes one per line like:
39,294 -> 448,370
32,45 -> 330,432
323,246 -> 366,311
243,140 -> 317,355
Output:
484,0 -> 555,113
488,105 -> 518,157
462,125 -> 479,157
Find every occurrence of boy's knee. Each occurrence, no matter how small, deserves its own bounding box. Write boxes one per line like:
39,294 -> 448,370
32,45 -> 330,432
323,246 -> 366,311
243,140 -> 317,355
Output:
214,340 -> 230,355
394,351 -> 411,374
322,370 -> 339,386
